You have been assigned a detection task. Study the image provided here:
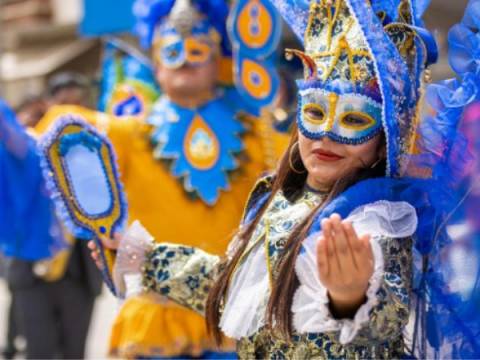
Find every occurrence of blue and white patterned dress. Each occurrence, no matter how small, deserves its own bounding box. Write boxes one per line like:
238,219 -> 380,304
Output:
139,177 -> 415,359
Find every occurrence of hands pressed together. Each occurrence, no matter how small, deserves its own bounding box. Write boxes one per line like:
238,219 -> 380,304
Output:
316,214 -> 374,318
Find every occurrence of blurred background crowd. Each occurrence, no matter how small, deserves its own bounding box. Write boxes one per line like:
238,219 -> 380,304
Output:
0,0 -> 471,359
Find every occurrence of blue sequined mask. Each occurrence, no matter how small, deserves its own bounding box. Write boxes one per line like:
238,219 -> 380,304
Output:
297,83 -> 383,145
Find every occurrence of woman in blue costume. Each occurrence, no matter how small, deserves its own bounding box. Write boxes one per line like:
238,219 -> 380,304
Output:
0,99 -> 60,358
1,100 -> 103,359
84,0 -> 479,357
0,99 -> 61,259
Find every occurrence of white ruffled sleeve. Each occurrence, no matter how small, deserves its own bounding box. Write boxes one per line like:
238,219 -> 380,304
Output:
112,220 -> 221,316
292,201 -> 417,344
113,220 -> 155,299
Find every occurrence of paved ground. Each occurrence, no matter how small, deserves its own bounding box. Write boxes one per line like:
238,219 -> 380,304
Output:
0,279 -> 118,359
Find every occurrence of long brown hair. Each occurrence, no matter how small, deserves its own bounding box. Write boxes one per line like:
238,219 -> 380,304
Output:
205,130 -> 386,344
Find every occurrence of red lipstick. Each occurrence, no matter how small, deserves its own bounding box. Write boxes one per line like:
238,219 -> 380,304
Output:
312,149 -> 344,162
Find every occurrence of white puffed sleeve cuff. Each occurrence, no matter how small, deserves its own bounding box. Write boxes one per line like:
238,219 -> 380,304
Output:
292,200 -> 418,344
113,220 -> 155,299
292,235 -> 384,344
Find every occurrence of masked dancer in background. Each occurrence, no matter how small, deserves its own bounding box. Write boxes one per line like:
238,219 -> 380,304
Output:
36,0 -> 289,357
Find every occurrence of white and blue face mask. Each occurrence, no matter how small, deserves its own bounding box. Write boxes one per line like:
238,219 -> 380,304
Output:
153,19 -> 218,69
297,85 -> 383,145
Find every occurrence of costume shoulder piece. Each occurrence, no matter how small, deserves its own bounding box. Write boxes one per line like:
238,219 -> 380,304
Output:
242,173 -> 275,222
147,95 -> 245,205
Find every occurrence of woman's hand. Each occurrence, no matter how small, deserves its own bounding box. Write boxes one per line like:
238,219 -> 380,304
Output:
87,234 -> 122,270
316,213 -> 374,318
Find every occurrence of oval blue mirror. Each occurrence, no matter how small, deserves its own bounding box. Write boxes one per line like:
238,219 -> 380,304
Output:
40,113 -> 128,295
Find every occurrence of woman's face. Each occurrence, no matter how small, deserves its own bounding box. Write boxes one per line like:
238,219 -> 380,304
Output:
298,130 -> 384,190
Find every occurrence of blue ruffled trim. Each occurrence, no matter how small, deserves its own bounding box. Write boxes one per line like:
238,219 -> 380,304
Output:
305,177 -> 438,248
448,0 -> 480,76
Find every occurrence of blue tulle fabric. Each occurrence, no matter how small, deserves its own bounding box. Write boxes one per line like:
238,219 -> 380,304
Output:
448,0 -> 480,76
406,2 -> 480,356
0,99 -> 65,260
133,0 -> 231,55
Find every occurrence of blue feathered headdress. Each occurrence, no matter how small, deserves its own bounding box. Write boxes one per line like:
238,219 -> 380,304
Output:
270,0 -> 438,177
133,0 -> 231,55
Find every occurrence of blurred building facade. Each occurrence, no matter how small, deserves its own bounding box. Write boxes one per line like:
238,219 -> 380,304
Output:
0,0 -> 471,107
0,0 -> 100,107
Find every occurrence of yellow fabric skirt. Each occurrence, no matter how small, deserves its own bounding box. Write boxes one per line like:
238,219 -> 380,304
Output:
109,293 -> 235,358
